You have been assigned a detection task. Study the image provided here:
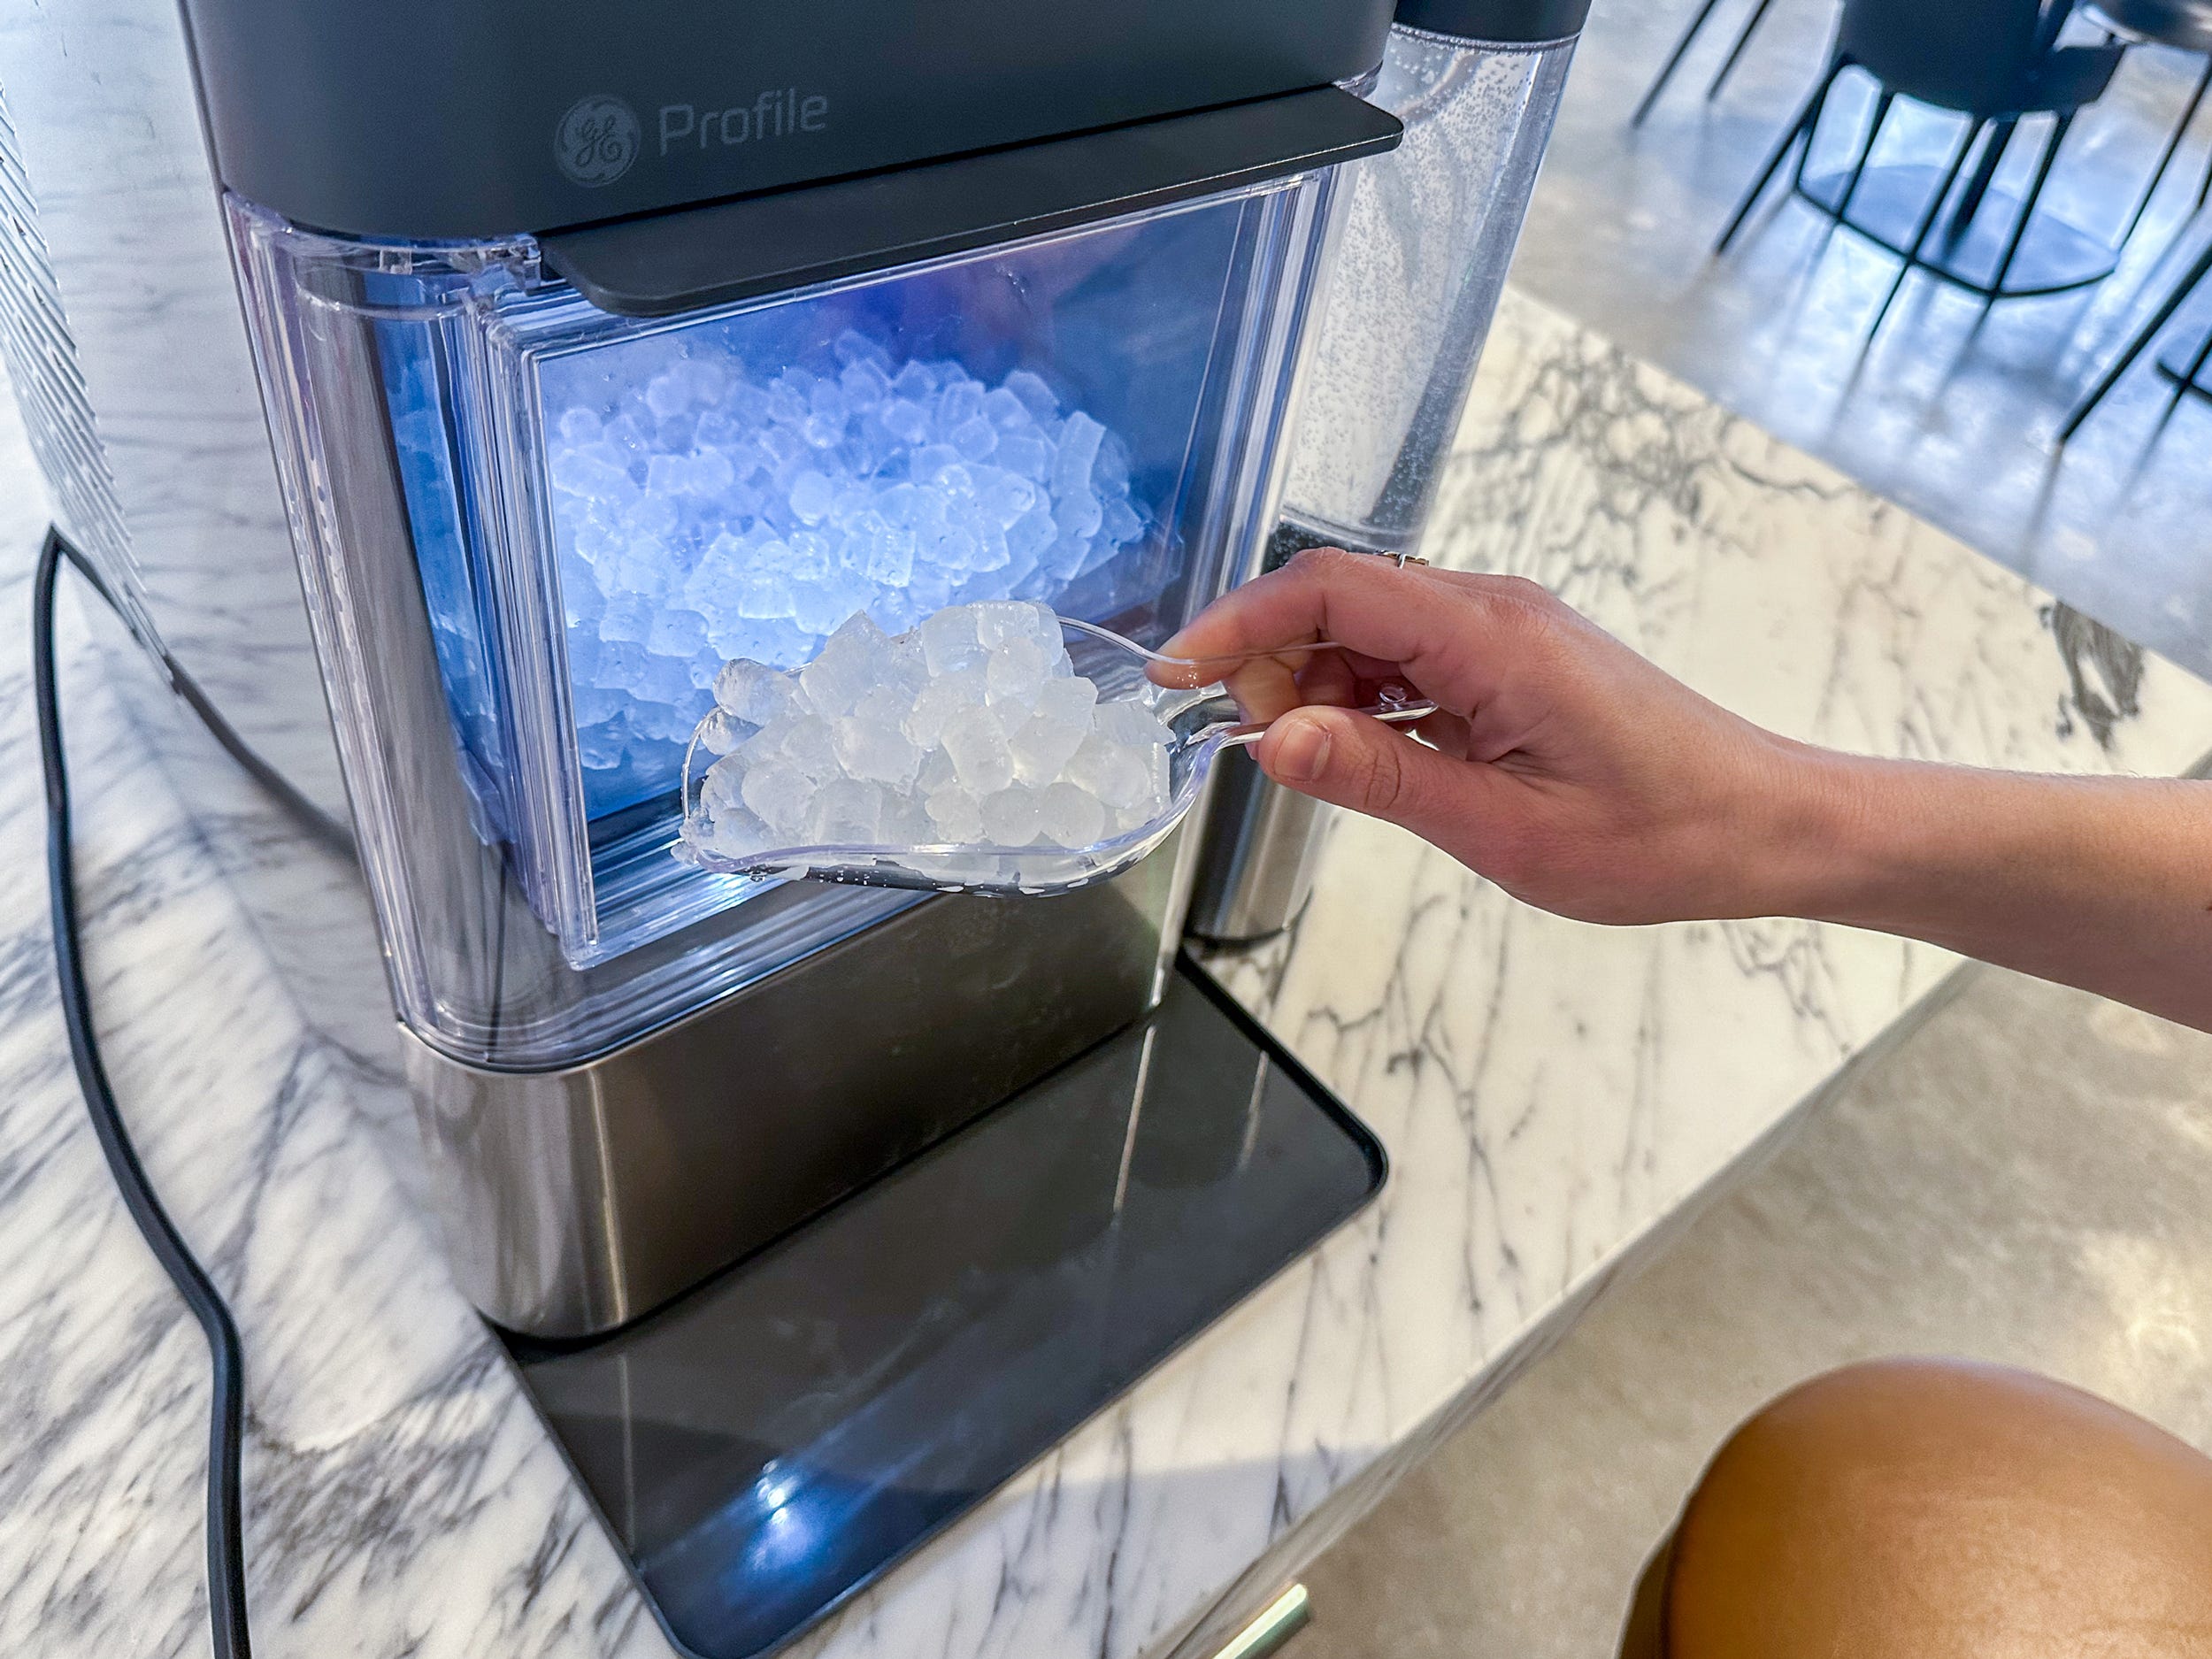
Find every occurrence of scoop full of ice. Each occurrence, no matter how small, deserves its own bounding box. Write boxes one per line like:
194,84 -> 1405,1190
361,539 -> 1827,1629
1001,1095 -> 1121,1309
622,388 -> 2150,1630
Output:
684,601 -> 1176,871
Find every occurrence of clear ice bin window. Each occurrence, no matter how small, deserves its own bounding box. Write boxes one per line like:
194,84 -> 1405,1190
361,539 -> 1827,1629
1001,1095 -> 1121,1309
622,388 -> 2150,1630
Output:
227,173 -> 1336,1066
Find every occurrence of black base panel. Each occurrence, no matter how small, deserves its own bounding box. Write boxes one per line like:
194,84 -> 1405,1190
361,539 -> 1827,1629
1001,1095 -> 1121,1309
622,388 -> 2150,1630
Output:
1798,165 -> 2117,298
499,957 -> 1385,1659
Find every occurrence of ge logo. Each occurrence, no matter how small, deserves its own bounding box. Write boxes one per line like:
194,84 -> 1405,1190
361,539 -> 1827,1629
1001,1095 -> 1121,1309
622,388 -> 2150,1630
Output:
555,95 -> 641,188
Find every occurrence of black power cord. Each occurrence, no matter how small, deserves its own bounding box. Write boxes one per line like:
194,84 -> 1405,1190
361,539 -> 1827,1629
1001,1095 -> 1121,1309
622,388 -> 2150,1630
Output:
35,525 -> 256,1659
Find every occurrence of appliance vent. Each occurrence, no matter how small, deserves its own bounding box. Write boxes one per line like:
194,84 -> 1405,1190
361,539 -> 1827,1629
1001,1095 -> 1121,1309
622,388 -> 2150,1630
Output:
0,86 -> 150,637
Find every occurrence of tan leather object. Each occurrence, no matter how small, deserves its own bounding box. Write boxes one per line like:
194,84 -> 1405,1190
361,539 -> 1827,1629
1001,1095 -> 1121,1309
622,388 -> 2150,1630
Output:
1650,1358 -> 2212,1658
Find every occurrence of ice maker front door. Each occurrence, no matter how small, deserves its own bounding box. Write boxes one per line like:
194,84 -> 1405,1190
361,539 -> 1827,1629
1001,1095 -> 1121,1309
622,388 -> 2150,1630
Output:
447,174 -> 1341,971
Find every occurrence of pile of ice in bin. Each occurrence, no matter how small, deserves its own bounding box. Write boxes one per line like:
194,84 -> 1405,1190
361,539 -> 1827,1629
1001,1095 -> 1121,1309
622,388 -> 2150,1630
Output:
544,331 -> 1151,816
680,601 -> 1176,871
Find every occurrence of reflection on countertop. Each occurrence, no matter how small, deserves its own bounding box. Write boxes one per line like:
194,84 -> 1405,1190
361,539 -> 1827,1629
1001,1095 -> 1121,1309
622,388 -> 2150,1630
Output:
0,288 -> 2207,1659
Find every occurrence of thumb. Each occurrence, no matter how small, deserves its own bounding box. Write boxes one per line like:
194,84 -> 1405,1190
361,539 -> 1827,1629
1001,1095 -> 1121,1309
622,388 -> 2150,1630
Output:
1251,704 -> 1472,841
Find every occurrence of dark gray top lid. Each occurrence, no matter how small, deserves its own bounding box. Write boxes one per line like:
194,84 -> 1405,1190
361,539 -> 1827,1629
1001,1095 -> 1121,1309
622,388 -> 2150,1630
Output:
1394,0 -> 1592,43
177,0 -> 1396,242
541,88 -> 1402,318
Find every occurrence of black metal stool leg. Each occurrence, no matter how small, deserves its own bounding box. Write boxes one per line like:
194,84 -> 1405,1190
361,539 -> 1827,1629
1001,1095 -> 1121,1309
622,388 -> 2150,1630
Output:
1837,89 -> 1896,219
2183,315 -> 2212,385
1871,118 -> 1985,334
1952,117 -> 2016,228
2163,305 -> 2212,418
1704,0 -> 1778,102
1634,0 -> 1727,127
1790,65 -> 1843,191
1988,112 -> 2073,298
2058,235 -> 2212,441
1716,57 -> 1846,251
2121,55 -> 2212,246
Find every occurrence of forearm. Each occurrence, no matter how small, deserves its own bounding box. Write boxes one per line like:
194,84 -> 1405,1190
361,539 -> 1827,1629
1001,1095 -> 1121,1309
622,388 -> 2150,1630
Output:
1770,749 -> 2212,1031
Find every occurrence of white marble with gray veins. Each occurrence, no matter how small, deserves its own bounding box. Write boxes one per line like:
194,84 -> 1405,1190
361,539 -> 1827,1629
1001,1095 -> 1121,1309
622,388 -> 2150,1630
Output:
1,288 -> 2208,1659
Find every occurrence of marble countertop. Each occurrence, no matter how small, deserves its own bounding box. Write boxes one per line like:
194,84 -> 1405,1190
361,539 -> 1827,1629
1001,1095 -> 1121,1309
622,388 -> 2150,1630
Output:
3,288 -> 2207,1659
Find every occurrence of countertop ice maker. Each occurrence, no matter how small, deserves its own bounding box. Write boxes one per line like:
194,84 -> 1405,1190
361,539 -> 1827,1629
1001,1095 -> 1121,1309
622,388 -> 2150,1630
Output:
0,0 -> 1582,1651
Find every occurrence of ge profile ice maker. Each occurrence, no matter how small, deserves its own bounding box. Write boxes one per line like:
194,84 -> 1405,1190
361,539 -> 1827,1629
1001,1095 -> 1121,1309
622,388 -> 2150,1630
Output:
4,0 -> 1400,1340
229,67 -> 1400,1346
0,0 -> 1585,1648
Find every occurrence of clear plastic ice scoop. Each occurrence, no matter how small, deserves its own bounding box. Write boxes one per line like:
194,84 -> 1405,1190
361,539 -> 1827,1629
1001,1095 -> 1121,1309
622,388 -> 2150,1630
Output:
677,606 -> 1433,897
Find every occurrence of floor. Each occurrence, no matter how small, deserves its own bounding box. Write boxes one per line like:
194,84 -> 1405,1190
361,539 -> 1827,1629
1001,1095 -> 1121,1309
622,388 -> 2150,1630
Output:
1288,964 -> 2212,1658
1510,0 -> 2212,679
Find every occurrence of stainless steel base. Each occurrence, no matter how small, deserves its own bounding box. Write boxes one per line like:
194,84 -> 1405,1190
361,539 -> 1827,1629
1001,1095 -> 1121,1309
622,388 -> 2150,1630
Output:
1185,748 -> 1335,945
499,960 -> 1382,1659
405,842 -> 1187,1337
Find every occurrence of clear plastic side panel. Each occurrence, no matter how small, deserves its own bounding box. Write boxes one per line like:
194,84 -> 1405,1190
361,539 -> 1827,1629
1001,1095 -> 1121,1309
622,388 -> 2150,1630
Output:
224,173 -> 1333,1066
1281,28 -> 1573,559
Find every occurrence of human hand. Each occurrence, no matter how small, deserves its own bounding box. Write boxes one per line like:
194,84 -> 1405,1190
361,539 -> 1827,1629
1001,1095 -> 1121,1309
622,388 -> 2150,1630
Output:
1160,549 -> 1837,926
